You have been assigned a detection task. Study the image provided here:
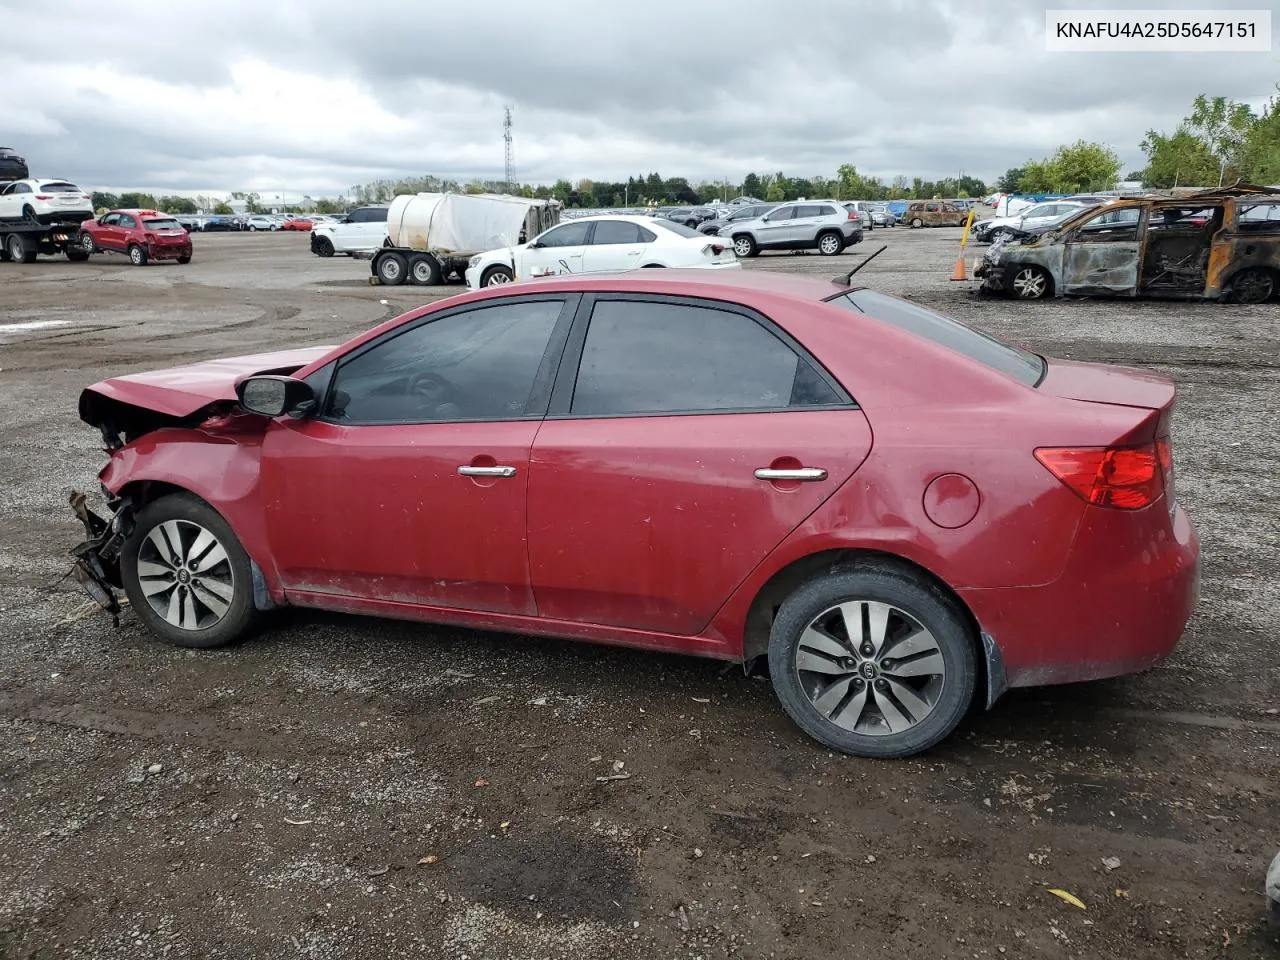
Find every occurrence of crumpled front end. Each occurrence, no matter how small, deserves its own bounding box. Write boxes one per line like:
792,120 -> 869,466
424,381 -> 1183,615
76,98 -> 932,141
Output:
974,234 -> 1013,293
68,489 -> 135,622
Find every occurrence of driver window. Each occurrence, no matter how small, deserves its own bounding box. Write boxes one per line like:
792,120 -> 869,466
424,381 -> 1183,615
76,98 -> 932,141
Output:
766,206 -> 795,221
101,214 -> 120,226
117,215 -> 137,228
536,221 -> 592,248
325,299 -> 565,424
1075,207 -> 1140,242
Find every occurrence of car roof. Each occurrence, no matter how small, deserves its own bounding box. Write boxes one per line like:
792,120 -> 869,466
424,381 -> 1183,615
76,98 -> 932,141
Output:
474,268 -> 853,302
111,208 -> 165,216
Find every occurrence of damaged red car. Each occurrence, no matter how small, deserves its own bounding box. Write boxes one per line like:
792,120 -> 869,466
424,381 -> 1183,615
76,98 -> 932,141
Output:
70,271 -> 1199,758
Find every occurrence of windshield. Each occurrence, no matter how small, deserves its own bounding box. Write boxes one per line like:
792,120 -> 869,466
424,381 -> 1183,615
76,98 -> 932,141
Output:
39,182 -> 82,193
655,220 -> 702,239
143,218 -> 183,230
826,290 -> 1044,386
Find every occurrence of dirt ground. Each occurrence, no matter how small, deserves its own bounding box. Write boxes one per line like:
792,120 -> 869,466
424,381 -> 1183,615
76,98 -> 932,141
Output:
1,227 -> 1277,960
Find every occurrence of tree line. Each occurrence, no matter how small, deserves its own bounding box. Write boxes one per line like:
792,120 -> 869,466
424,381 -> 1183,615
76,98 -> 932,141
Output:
89,89 -> 1279,216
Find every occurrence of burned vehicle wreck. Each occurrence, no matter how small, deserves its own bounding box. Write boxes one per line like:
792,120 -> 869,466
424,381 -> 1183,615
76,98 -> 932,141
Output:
975,185 -> 1280,303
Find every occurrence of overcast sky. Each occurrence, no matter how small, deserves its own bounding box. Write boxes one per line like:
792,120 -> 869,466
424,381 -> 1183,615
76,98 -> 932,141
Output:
0,0 -> 1274,197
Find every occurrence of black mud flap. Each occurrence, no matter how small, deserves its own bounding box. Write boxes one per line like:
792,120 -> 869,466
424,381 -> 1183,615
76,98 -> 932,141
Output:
68,490 -> 133,626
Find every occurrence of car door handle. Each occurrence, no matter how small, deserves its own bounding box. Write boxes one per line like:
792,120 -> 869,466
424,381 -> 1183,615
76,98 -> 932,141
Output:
754,467 -> 827,481
457,465 -> 517,478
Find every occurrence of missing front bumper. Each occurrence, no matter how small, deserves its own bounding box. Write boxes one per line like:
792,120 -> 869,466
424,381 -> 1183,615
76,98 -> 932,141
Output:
68,490 -> 133,625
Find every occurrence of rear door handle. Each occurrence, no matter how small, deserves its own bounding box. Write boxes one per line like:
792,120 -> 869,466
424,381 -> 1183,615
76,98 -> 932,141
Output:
458,465 -> 517,478
755,467 -> 827,481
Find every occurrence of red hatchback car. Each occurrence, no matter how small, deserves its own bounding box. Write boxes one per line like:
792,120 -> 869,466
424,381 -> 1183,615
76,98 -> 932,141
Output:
69,271 -> 1198,757
280,217 -> 313,231
78,209 -> 192,266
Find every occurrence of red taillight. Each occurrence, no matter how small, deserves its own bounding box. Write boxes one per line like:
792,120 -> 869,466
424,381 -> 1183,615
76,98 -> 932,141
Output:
35,194 -> 52,200
1034,443 -> 1164,509
848,212 -> 857,219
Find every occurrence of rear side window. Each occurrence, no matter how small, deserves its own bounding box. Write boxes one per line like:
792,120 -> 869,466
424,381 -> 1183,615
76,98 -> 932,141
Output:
828,290 -> 1044,386
592,220 -> 648,244
570,300 -> 844,416
352,207 -> 388,223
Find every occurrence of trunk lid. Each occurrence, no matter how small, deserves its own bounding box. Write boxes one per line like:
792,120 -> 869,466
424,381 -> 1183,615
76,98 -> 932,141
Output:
1038,358 -> 1174,414
80,346 -> 333,430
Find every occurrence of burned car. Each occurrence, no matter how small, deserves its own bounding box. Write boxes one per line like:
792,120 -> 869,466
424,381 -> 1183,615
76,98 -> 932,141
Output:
975,185 -> 1280,303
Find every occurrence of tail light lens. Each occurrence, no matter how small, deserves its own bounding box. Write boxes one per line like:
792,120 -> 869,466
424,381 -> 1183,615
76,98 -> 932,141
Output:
35,194 -> 52,200
703,243 -> 726,256
1034,443 -> 1165,509
847,212 -> 858,220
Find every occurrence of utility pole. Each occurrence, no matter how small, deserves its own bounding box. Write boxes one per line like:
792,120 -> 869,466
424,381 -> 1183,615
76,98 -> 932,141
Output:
503,106 -> 514,194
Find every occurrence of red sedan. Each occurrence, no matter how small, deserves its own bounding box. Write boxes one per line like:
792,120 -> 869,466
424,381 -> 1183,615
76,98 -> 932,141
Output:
77,208 -> 192,265
280,217 -> 313,231
70,271 -> 1198,758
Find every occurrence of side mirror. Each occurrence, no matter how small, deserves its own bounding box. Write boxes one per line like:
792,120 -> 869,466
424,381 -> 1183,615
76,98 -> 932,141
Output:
237,375 -> 316,418
528,239 -> 544,249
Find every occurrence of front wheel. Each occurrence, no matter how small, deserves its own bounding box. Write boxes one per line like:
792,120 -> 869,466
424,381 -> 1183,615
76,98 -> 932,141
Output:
80,232 -> 97,255
376,252 -> 407,285
768,564 -> 976,758
119,493 -> 259,649
817,231 -> 843,256
732,235 -> 758,258
128,244 -> 149,266
480,264 -> 514,286
313,236 -> 334,258
1228,267 -> 1276,304
1010,264 -> 1051,299
177,255 -> 191,264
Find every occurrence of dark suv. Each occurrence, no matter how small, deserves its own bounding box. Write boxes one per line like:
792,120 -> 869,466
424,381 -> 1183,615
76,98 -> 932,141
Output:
0,147 -> 28,183
699,202 -> 779,236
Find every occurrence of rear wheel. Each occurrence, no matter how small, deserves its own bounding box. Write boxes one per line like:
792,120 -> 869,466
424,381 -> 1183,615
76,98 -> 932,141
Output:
480,264 -> 514,286
409,254 -> 442,285
768,564 -> 976,758
1228,267 -> 1276,304
732,234 -> 758,258
22,204 -> 38,225
911,217 -> 923,228
1010,264 -> 1051,299
80,232 -> 97,254
119,493 -> 259,649
376,251 -> 407,285
128,244 -> 149,266
817,231 -> 843,256
177,254 -> 191,264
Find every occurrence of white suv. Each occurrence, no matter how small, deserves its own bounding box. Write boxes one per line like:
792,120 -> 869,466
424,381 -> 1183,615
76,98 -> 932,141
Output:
311,206 -> 389,257
0,178 -> 94,224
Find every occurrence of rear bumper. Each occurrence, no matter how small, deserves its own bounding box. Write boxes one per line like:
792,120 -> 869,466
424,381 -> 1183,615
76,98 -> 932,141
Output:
962,502 -> 1199,689
147,243 -> 192,260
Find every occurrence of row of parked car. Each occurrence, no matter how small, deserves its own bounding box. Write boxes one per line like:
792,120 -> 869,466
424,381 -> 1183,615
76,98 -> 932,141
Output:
175,213 -> 337,232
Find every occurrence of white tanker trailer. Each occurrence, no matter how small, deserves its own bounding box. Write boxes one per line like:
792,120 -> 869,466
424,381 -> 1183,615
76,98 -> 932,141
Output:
370,192 -> 560,286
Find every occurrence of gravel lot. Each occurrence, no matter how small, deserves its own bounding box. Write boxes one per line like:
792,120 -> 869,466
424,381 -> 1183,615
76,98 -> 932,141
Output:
1,228 -> 1277,959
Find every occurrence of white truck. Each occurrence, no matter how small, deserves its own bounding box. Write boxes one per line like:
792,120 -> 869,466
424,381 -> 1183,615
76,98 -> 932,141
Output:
369,192 -> 560,286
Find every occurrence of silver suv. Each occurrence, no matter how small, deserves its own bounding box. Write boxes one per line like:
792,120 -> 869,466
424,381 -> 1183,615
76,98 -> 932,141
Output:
727,201 -> 863,257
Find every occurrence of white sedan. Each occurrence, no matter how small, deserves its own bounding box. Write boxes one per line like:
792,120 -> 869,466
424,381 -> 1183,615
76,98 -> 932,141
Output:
464,214 -> 741,289
0,178 -> 94,224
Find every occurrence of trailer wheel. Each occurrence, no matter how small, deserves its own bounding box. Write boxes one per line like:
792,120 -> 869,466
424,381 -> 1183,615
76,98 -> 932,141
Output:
6,233 -> 36,263
409,254 -> 442,285
376,252 -> 407,286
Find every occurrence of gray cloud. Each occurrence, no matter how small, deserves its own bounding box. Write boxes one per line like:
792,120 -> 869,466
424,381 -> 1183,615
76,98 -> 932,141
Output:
0,0 -> 1274,194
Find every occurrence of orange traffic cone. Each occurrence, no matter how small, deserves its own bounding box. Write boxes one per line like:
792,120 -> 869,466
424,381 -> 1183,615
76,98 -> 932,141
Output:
949,254 -> 967,281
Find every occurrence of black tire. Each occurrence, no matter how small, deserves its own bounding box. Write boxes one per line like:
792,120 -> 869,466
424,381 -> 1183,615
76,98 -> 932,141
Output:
479,264 -> 514,287
1227,267 -> 1276,304
22,204 -> 38,225
816,231 -> 844,256
409,254 -> 442,285
732,234 -> 758,258
65,248 -> 90,262
79,232 -> 97,255
177,255 -> 191,265
119,493 -> 259,649
6,232 -> 36,263
128,244 -> 149,266
313,236 -> 334,258
376,252 -> 407,285
768,563 -> 977,758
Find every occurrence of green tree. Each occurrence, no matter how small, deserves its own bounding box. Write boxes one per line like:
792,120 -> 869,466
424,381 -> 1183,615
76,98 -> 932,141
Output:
118,192 -> 158,209
1241,89 -> 1280,184
1017,141 -> 1120,193
1186,94 -> 1256,182
158,195 -> 197,214
1139,128 -> 1219,188
996,168 -> 1024,193
212,201 -> 233,215
741,172 -> 762,198
91,191 -> 120,212
765,177 -> 785,202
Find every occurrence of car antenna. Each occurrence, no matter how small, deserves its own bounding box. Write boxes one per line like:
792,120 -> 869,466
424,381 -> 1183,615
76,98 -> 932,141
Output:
833,245 -> 887,285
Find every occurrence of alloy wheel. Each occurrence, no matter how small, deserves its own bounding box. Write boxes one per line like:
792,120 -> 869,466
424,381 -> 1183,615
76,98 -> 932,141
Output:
136,519 -> 236,631
793,600 -> 945,736
80,233 -> 95,253
733,237 -> 753,257
1011,266 -> 1048,299
819,234 -> 841,255
486,270 -> 513,286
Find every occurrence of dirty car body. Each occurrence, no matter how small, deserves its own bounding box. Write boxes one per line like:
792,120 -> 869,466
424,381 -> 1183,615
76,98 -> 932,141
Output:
69,271 -> 1198,759
976,185 -> 1280,303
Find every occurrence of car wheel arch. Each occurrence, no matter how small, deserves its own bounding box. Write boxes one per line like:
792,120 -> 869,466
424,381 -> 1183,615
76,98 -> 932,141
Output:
738,548 -> 985,681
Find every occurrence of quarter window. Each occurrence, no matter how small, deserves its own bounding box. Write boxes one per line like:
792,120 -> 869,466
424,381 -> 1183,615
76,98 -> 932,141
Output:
326,300 -> 564,423
570,300 -> 843,416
